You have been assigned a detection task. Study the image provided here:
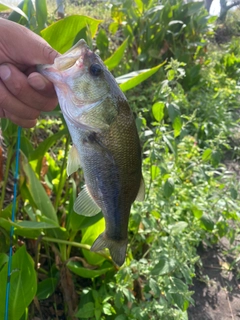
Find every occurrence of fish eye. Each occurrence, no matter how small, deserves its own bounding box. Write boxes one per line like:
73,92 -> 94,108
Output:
89,63 -> 102,77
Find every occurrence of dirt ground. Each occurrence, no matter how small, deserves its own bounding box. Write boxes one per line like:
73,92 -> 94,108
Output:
188,236 -> 240,320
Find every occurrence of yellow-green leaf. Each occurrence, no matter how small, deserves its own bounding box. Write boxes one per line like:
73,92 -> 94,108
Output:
104,37 -> 128,71
41,15 -> 102,53
117,62 -> 165,92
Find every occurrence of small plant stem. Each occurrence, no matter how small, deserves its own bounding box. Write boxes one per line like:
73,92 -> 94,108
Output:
0,144 -> 13,212
54,135 -> 70,210
43,236 -> 91,250
66,231 -> 77,258
42,236 -> 112,262
60,243 -> 67,262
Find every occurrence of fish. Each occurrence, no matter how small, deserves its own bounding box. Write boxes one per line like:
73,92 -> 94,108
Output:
38,39 -> 144,266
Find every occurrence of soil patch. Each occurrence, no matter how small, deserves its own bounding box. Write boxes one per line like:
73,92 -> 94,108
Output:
188,237 -> 240,320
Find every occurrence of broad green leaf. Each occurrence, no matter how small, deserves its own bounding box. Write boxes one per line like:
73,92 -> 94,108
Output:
0,253 -> 8,270
167,103 -> 180,122
2,1 -> 28,21
37,278 -> 58,300
81,218 -> 106,265
171,293 -> 184,309
67,261 -> 113,278
169,221 -> 188,235
0,4 -> 8,11
41,15 -> 102,53
21,154 -> 58,224
35,0 -> 47,30
0,218 -> 58,238
230,187 -> 238,200
1,203 -> 12,219
75,302 -> 95,318
200,214 -> 214,231
151,256 -> 176,275
69,211 -> 103,232
187,1 -> 205,15
0,229 -> 9,253
163,178 -> 174,198
163,135 -> 177,157
104,37 -> 128,71
20,136 -> 34,158
152,102 -> 165,122
0,246 -> 37,320
150,165 -> 160,180
96,28 -> 109,57
149,278 -> 161,297
0,218 -> 40,238
118,62 -> 165,92
16,220 -> 59,229
115,315 -> 127,320
173,116 -> 182,137
202,148 -> 212,161
192,206 -> 203,219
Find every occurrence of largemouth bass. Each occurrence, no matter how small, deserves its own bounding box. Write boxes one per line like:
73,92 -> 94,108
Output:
38,39 -> 144,266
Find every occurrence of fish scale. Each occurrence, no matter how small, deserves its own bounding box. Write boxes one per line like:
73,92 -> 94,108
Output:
38,39 -> 144,266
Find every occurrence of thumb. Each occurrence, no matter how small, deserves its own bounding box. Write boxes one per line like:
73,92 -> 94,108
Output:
0,19 -> 59,67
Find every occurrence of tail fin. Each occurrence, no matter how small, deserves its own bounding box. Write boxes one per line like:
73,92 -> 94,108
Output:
90,232 -> 128,267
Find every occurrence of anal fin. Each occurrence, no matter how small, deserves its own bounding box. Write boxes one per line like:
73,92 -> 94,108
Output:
74,185 -> 101,216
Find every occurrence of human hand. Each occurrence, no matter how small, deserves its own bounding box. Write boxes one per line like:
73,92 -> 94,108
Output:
0,19 -> 59,128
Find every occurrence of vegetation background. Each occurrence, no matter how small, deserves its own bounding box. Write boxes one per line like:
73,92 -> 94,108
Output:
0,0 -> 240,319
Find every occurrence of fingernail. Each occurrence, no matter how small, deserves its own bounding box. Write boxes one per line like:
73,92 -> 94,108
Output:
28,74 -> 46,90
0,65 -> 11,80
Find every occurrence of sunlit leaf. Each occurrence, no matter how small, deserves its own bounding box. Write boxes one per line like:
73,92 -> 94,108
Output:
169,221 -> 188,235
0,4 -> 8,11
0,246 -> 37,320
173,116 -> 182,137
1,1 -> 28,21
67,260 -> 113,279
202,148 -> 212,161
150,165 -> 160,180
118,62 -> 165,92
152,102 -> 165,122
104,37 -> 128,71
41,15 -> 102,53
81,218 -> 106,265
96,28 -> 109,57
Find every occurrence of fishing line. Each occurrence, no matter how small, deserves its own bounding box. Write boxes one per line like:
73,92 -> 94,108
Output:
4,126 -> 22,320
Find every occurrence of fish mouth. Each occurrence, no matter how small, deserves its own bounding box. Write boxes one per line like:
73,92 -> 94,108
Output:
37,39 -> 89,82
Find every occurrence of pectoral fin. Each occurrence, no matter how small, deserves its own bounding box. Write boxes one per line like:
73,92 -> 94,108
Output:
135,178 -> 145,202
74,185 -> 101,216
67,145 -> 81,176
